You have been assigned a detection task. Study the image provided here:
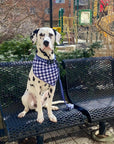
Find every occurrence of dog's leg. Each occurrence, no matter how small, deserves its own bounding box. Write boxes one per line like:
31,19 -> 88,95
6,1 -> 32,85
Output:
47,86 -> 57,123
41,90 -> 48,106
35,86 -> 44,124
43,90 -> 59,111
18,90 -> 29,118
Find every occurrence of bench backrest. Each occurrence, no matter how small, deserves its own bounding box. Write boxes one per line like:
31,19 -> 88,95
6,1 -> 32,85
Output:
63,57 -> 114,103
0,61 -> 62,112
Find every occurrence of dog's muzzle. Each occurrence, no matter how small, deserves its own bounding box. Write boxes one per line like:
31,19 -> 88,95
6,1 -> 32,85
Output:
43,40 -> 49,47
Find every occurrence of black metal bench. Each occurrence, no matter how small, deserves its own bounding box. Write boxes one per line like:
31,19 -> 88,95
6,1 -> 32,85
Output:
0,57 -> 114,143
0,61 -> 86,143
63,57 -> 114,138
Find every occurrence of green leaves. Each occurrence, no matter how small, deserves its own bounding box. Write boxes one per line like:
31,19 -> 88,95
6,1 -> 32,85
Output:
0,37 -> 35,62
55,42 -> 102,77
0,37 -> 102,64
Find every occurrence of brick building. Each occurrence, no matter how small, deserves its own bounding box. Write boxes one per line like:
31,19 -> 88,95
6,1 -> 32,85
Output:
0,0 -> 70,38
25,0 -> 70,27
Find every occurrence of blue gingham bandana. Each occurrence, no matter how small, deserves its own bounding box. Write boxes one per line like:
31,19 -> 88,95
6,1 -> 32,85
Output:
33,55 -> 59,86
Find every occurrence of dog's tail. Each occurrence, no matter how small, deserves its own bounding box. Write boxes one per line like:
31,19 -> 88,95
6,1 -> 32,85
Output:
52,101 -> 66,105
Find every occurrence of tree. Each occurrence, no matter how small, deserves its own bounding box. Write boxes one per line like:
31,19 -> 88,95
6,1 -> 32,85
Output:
0,0 -> 49,43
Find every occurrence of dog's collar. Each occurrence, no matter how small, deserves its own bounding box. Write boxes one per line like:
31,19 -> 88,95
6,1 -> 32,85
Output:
35,54 -> 57,65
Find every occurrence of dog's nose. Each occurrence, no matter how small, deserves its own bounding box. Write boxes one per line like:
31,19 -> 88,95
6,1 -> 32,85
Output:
43,40 -> 49,47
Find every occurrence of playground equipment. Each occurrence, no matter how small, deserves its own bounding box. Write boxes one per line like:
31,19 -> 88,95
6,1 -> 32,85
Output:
63,16 -> 77,44
58,0 -> 113,46
53,27 -> 61,33
58,0 -> 93,44
59,8 -> 64,32
59,7 -> 77,44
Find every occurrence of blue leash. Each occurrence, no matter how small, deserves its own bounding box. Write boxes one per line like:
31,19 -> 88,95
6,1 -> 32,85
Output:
58,69 -> 74,110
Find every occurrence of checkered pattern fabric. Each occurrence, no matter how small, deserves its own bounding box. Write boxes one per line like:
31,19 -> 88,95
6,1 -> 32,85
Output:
33,55 -> 59,86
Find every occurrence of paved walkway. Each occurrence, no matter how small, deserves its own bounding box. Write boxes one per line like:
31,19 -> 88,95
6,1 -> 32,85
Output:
43,120 -> 114,144
0,119 -> 114,144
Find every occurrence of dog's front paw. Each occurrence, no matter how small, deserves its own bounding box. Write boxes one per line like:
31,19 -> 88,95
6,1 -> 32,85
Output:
51,106 -> 59,111
18,111 -> 26,118
49,114 -> 57,123
37,117 -> 44,124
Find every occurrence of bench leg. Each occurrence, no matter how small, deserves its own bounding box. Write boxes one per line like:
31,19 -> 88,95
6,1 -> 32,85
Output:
92,121 -> 114,142
99,121 -> 106,135
36,135 -> 44,144
0,129 -> 6,137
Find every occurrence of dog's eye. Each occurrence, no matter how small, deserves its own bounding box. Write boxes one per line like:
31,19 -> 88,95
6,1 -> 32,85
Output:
30,33 -> 34,40
39,33 -> 45,37
49,33 -> 53,37
30,35 -> 33,40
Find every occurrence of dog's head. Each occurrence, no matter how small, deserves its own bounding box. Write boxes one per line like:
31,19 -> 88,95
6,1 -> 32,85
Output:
30,27 -> 61,51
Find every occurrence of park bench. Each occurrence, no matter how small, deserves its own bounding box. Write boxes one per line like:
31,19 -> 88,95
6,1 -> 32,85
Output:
0,56 -> 114,143
0,61 -> 86,144
63,56 -> 114,138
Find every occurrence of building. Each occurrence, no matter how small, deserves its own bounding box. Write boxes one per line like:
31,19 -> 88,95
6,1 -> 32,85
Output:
0,0 -> 89,40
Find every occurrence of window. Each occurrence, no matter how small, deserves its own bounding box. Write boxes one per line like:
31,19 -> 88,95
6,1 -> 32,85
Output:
55,0 -> 65,3
30,7 -> 36,14
45,8 -> 50,14
0,0 -> 5,3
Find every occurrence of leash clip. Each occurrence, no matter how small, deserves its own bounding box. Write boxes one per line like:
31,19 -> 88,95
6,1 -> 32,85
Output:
66,103 -> 74,111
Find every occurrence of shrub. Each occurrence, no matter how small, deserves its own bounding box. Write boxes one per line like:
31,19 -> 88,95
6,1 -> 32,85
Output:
0,37 -> 35,62
55,42 -> 102,77
0,36 -> 102,65
0,38 -> 102,86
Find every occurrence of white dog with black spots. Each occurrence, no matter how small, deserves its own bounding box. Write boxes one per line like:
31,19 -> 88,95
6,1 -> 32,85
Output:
18,27 -> 63,123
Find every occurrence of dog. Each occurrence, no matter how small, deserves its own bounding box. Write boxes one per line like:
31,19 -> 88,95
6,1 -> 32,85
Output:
18,27 -> 63,124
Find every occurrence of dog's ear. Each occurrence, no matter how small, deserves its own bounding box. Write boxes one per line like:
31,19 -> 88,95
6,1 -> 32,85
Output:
30,28 -> 39,44
53,29 -> 61,45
